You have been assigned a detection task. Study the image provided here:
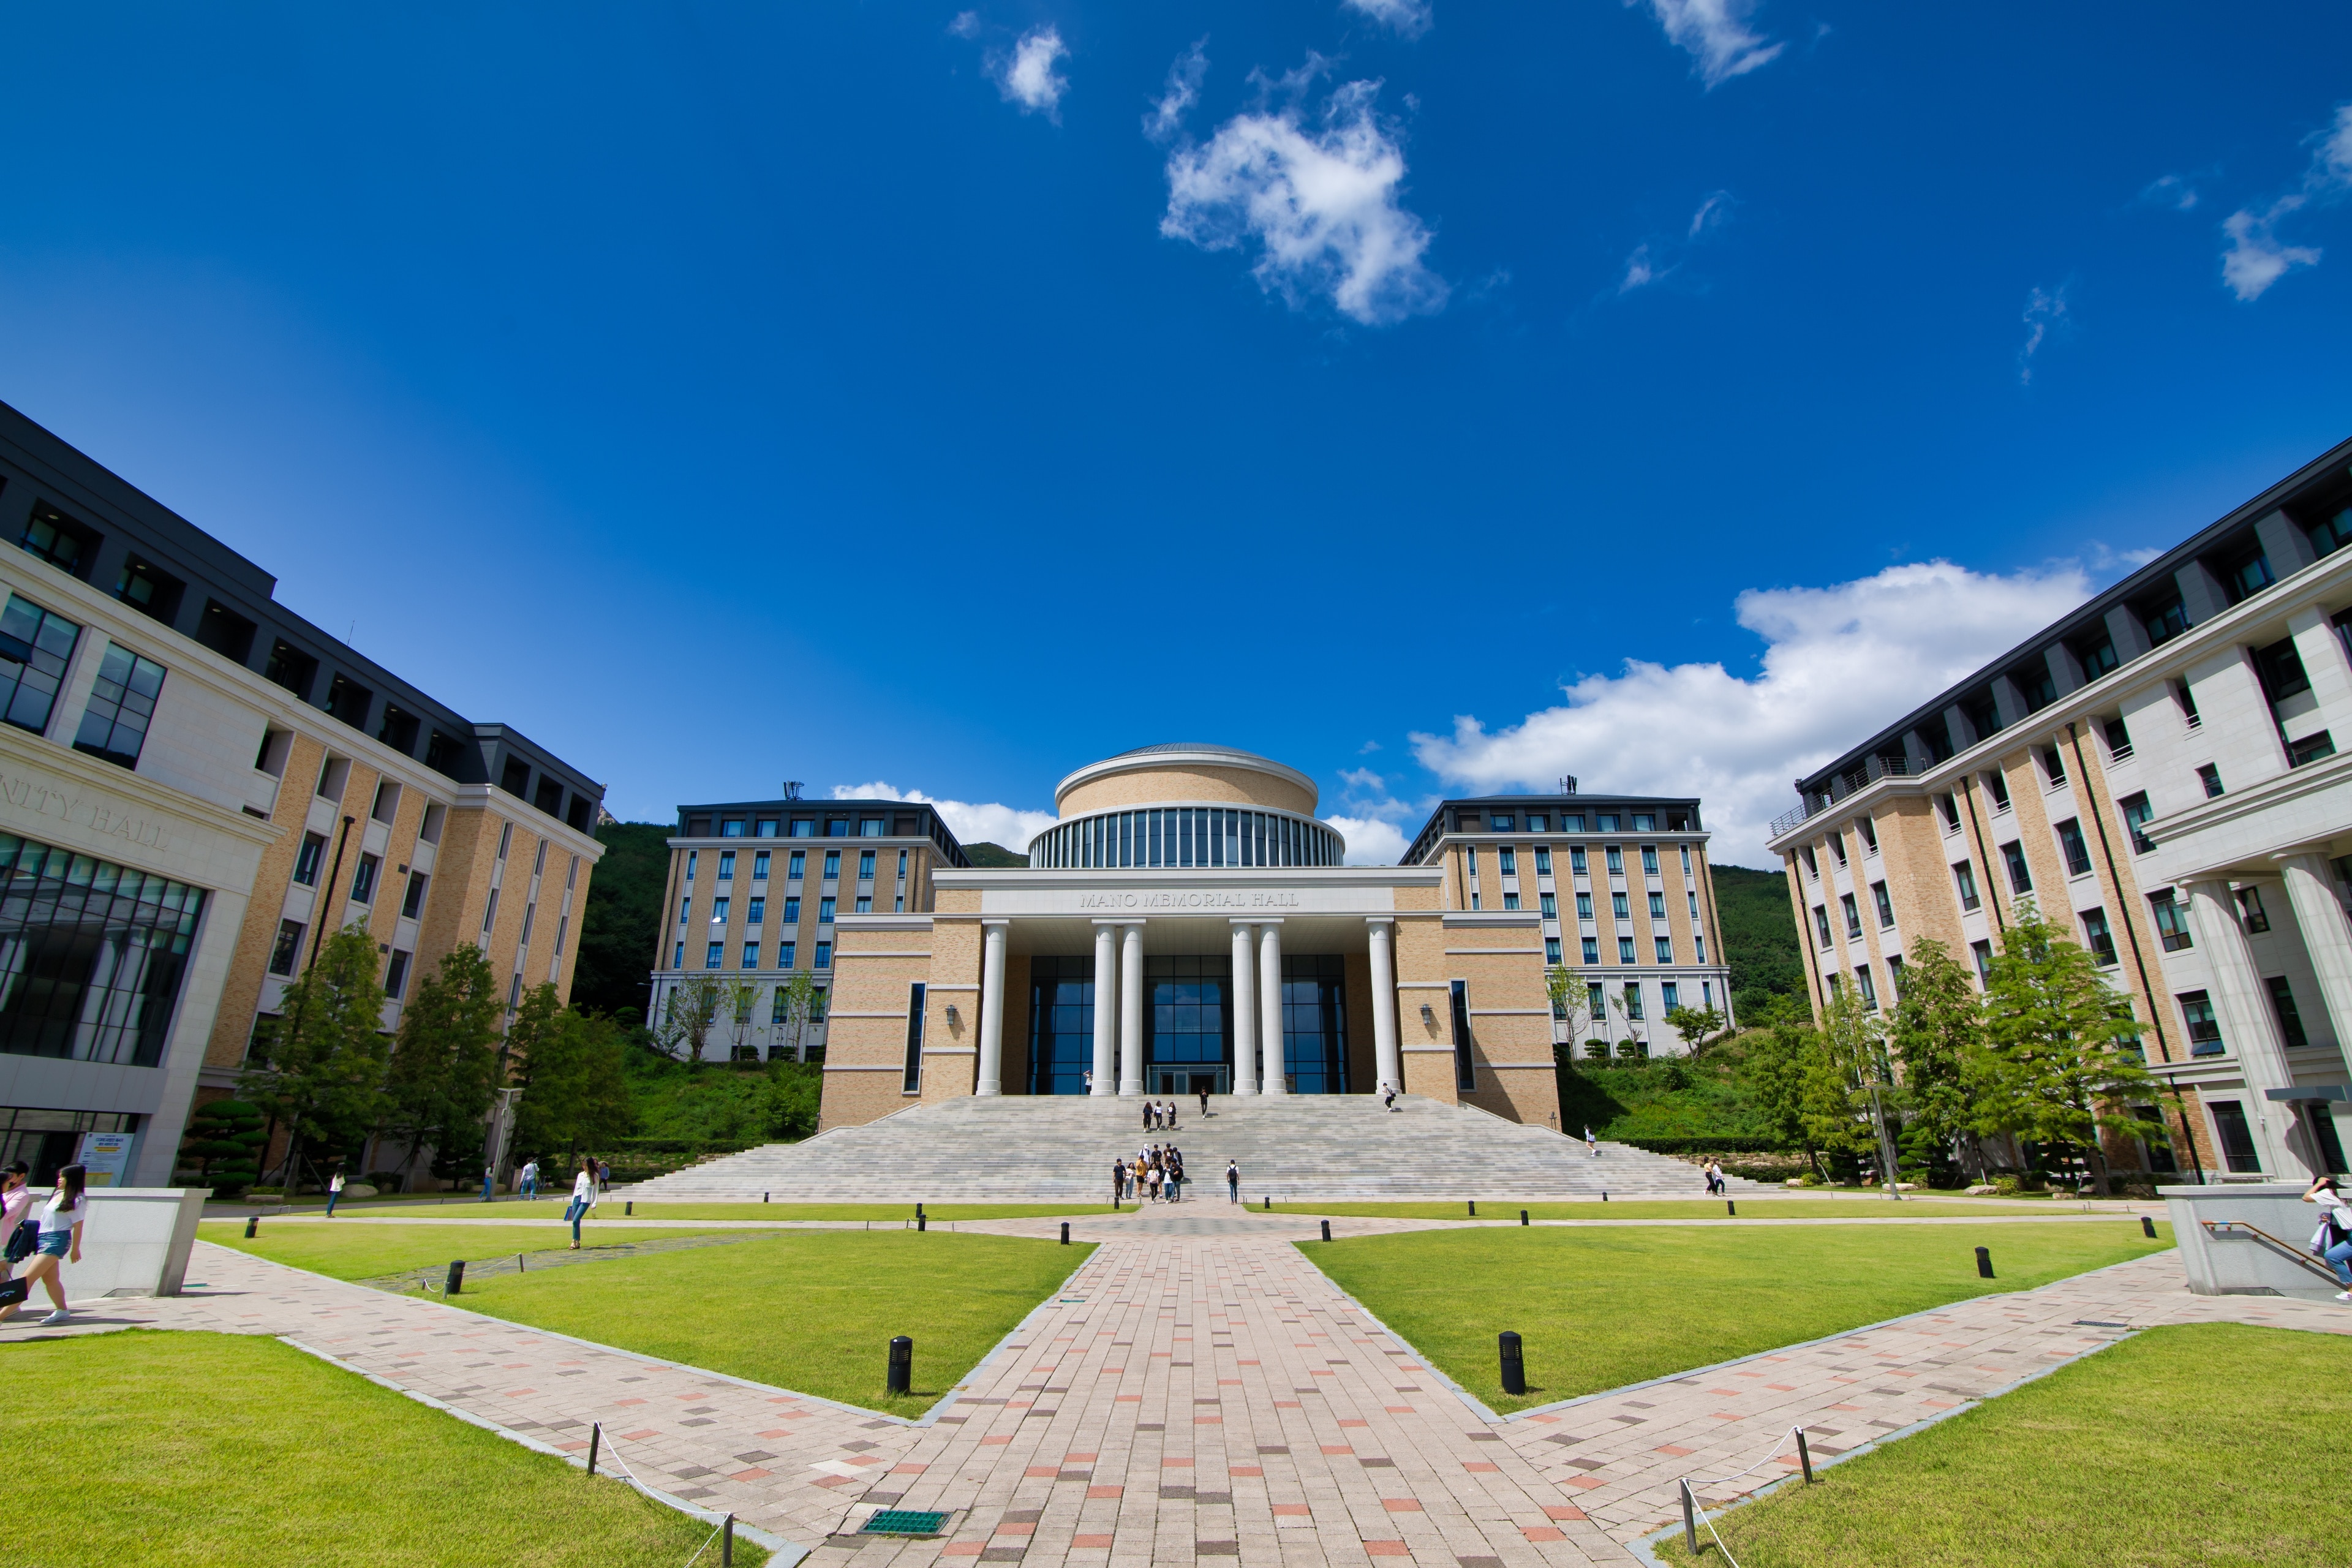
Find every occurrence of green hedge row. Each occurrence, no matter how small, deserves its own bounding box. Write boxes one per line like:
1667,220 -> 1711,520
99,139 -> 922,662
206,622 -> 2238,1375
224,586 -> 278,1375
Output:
1611,1134 -> 1797,1155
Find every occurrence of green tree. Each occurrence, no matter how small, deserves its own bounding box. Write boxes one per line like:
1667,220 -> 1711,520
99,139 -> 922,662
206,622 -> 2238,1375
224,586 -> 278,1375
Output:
721,978 -> 763,1061
1975,902 -> 2165,1196
772,971 -> 820,1063
1803,989 -> 1889,1180
246,925 -> 391,1192
177,1099 -> 266,1197
380,944 -> 505,1189
653,973 -> 725,1063
1663,1005 -> 1727,1058
1885,938 -> 1984,1184
513,997 -> 636,1163
761,1060 -> 823,1139
1744,996 -> 1817,1162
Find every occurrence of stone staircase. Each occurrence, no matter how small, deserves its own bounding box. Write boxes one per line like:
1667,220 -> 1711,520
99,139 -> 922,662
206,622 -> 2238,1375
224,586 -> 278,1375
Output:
616,1094 -> 1765,1204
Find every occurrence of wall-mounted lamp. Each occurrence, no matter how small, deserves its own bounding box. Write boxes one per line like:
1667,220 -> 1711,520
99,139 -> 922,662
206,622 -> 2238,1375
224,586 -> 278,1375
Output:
946,1005 -> 961,1027
1419,1004 -> 1436,1025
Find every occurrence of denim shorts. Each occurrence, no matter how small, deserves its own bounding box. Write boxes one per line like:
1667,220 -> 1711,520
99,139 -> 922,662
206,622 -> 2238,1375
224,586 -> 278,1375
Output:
34,1232 -> 69,1258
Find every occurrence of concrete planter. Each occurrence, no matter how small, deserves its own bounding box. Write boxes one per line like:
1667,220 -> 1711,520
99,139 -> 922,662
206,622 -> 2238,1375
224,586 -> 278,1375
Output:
2160,1182 -> 2345,1302
50,1188 -> 206,1304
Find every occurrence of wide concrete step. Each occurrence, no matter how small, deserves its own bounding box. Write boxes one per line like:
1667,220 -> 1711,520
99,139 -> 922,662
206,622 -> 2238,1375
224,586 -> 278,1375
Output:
617,1094 -> 1760,1203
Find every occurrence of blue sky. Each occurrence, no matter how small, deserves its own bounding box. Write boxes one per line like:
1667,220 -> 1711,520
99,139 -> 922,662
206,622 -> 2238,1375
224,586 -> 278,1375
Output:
4,2 -> 2351,864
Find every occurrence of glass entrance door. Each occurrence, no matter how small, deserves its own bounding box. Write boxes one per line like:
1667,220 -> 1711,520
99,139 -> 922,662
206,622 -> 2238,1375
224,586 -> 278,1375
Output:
1144,955 -> 1229,1088
1155,1067 -> 1228,1095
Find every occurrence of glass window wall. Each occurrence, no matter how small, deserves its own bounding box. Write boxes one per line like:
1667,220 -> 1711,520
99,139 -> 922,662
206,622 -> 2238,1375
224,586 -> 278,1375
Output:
1027,956 -> 1095,1095
0,834 -> 205,1068
1032,807 -> 1344,870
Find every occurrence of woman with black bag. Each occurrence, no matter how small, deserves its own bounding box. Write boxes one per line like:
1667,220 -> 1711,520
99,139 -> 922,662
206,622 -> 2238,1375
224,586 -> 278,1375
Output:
0,1163 -> 34,1286
0,1164 -> 86,1326
2304,1175 -> 2352,1303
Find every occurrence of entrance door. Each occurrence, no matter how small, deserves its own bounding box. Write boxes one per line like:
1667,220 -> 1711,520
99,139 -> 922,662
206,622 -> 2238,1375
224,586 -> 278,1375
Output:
1155,1067 -> 1227,1095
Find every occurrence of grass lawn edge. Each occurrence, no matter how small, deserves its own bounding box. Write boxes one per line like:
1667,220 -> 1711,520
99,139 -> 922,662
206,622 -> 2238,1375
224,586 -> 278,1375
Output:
1291,1240 -> 2170,1425
272,1334 -> 797,1559
196,1234 -> 1097,1426
1625,1327 -> 2141,1567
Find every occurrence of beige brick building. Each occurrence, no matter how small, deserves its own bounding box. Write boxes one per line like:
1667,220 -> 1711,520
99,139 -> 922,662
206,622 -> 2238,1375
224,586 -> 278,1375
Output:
813,745 -> 1730,1133
1767,435 -> 2352,1183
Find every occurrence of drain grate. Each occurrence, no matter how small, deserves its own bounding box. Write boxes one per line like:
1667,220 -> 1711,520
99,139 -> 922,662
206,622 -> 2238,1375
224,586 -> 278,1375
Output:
862,1511 -> 951,1537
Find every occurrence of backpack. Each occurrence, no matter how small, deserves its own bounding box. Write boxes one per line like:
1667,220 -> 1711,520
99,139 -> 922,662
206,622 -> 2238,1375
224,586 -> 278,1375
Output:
3,1219 -> 33,1264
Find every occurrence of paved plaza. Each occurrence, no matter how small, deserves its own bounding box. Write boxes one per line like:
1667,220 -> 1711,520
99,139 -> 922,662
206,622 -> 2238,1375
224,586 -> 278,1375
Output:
27,1211 -> 2350,1566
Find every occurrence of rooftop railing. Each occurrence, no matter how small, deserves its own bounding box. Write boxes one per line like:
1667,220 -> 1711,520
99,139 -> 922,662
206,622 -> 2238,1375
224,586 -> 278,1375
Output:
1768,753 -> 1913,839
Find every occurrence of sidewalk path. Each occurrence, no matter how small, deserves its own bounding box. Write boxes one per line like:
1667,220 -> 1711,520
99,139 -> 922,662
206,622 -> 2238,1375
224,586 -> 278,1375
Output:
25,1221 -> 2348,1565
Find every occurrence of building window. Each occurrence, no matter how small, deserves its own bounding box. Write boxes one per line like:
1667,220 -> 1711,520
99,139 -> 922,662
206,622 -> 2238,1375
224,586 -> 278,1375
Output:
1953,862 -> 1980,911
1841,893 -> 1861,938
0,596 -> 81,736
2179,990 -> 2223,1056
2143,593 -> 2189,647
1623,984 -> 1645,1020
1466,846 -> 1480,879
2209,1100 -> 2261,1173
69,643 -> 165,769
2038,745 -> 2067,786
818,896 -> 836,925
1827,834 -> 1847,869
1936,793 -> 1960,832
788,850 -> 805,881
1545,937 -> 1561,964
351,853 -> 380,904
2267,975 -> 2308,1049
789,818 -> 814,837
780,941 -> 797,970
2080,908 -> 2116,966
718,850 -> 736,881
2001,841 -> 2032,896
1503,892 -> 1520,911
1605,846 -> 1624,875
292,832 -> 327,887
1534,847 -> 1552,875
325,674 -> 372,730
480,887 -> 499,933
1985,771 -> 2011,812
859,850 -> 876,881
823,851 -> 840,881
1856,967 -> 1878,1011
1611,891 -> 1630,921
383,949 -> 412,1000
1885,955 -> 1904,999
1812,905 -> 1832,947
743,941 -> 761,970
673,941 -> 685,967
1656,937 -> 1673,963
1648,892 -> 1667,920
2291,731 -> 2337,767
1597,814 -> 1620,833
783,895 -> 801,924
1499,848 -> 1517,875
1570,846 -> 1588,875
710,896 -> 730,925
2236,886 -> 2271,933
2056,819 -> 2092,876
1618,937 -> 1637,964
746,897 -> 765,925
2103,716 -> 2133,758
1540,892 -> 1557,918
815,941 -> 832,970
2150,891 -> 2193,952
1856,818 -> 1878,854
1581,937 -> 1599,964
1799,845 -> 1819,880
18,504 -> 95,576
1642,845 -> 1660,875
1872,881 -> 1894,927
1661,981 -> 1679,1011
704,942 -> 723,968
269,919 -> 306,976
676,895 -> 691,927
753,850 -> 771,881
897,850 -> 908,880
854,895 -> 873,914
2076,633 -> 2119,680
2120,793 -> 2155,853
1970,940 -> 1992,986
1687,890 -> 1700,921
1491,813 -> 1516,832
1470,892 -> 1482,911
1575,892 -> 1593,919
1694,936 -> 1707,962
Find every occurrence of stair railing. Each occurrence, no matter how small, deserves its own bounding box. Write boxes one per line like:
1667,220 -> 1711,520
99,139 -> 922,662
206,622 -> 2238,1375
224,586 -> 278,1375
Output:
2200,1219 -> 2346,1286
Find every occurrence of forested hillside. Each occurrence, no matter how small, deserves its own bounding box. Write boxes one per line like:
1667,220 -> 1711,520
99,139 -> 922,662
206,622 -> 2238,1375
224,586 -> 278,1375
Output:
571,821 -> 670,1020
1712,862 -> 1804,1022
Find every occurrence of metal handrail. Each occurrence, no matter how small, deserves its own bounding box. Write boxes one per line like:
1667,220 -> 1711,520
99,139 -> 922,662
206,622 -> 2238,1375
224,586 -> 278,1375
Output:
2200,1218 -> 2345,1285
1770,753 -> 1916,838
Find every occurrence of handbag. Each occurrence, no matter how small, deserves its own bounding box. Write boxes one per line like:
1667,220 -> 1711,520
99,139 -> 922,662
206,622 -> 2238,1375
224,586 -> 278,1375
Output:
0,1279 -> 26,1310
3,1219 -> 33,1264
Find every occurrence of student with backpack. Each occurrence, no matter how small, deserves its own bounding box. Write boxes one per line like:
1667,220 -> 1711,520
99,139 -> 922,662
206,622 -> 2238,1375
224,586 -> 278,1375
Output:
0,1164 -> 86,1326
2305,1175 -> 2352,1302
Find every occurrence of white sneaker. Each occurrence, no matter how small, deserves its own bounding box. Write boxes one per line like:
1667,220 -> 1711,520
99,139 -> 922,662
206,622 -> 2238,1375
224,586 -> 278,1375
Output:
2335,1291 -> 2350,1303
38,1310 -> 68,1326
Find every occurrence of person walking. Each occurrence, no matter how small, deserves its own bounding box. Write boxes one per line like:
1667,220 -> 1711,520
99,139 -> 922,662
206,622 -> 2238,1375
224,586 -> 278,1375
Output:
1381,1082 -> 1397,1112
565,1156 -> 597,1250
1198,1085 -> 1210,1118
2305,1175 -> 2352,1302
1226,1159 -> 1240,1204
597,1157 -> 611,1195
1143,1101 -> 1153,1134
480,1162 -> 496,1203
1111,1158 -> 1127,1208
1708,1159 -> 1725,1196
519,1159 -> 540,1201
325,1167 -> 347,1218
1167,1147 -> 1183,1202
0,1164 -> 86,1327
0,1163 -> 34,1284
1585,1126 -> 1599,1158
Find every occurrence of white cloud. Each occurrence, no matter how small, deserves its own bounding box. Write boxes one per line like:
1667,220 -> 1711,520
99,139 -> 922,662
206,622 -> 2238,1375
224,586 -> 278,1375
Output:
1615,190 -> 1733,295
989,26 -> 1069,119
834,782 -> 1057,855
1633,0 -> 1784,88
947,10 -> 982,40
1618,243 -> 1660,294
1161,71 -> 1447,326
2305,102 -> 2352,194
2018,284 -> 2068,384
2221,197 -> 2320,301
1145,39 -> 1209,143
2139,173 -> 2200,212
1326,815 -> 1411,865
1342,0 -> 1433,39
1409,560 -> 2094,866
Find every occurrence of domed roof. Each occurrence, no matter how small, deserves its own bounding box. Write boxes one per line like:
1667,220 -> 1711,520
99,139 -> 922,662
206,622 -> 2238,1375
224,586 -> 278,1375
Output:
1055,743 -> 1317,814
1110,742 -> 1275,763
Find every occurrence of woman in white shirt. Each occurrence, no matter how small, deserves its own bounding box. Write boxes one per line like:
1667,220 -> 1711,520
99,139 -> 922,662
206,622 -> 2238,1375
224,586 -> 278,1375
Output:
565,1156 -> 597,1250
2305,1175 -> 2352,1302
0,1164 -> 85,1327
0,1163 -> 35,1283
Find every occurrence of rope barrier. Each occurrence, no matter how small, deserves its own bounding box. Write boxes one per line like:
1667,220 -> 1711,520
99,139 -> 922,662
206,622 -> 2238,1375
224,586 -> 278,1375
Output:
1675,1423 -> 1811,1566
590,1423 -> 739,1566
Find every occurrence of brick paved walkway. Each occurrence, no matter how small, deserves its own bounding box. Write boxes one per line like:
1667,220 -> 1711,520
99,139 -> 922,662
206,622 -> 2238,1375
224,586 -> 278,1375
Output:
26,1217 -> 2348,1566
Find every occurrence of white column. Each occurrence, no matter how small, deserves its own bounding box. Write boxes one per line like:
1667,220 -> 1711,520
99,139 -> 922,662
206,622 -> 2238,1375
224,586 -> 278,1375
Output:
1091,921 -> 1119,1096
2277,851 -> 2352,1083
2183,879 -> 2308,1178
976,919 -> 1008,1096
1229,921 -> 1259,1095
1367,916 -> 1401,1098
1119,922 -> 1145,1096
1258,921 -> 1286,1095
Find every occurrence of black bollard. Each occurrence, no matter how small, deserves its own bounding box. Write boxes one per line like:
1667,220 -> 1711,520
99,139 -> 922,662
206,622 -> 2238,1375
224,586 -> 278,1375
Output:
445,1259 -> 466,1295
587,1422 -> 601,1477
764,1192 -> 770,1204
1796,1427 -> 1814,1484
1498,1330 -> 1527,1396
916,1202 -> 925,1220
917,1214 -> 927,1232
1321,1219 -> 1332,1242
244,1216 -> 259,1239
1264,1195 -> 1271,1211
1727,1200 -> 1736,1217
2141,1215 -> 2157,1239
1061,1221 -> 1071,1245
1520,1210 -> 1529,1226
1975,1245 -> 1994,1279
518,1252 -> 526,1273
887,1335 -> 913,1395
1468,1200 -> 1477,1218
722,1513 -> 734,1567
1601,1191 -> 1608,1202
1681,1480 -> 1700,1558
625,1200 -> 633,1216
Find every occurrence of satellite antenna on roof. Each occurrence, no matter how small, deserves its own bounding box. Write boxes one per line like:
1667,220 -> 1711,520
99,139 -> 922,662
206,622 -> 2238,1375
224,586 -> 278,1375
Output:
783,780 -> 804,801
1558,775 -> 1578,795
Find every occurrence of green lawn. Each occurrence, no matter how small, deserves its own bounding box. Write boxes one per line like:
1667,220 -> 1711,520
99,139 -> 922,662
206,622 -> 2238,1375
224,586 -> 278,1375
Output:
445,1229 -> 1090,1415
1656,1323 -> 2352,1567
1308,1221 -> 2174,1411
197,1221 -> 765,1281
1283,1199 -> 2139,1220
224,1197 -> 1104,1221
0,1331 -> 714,1568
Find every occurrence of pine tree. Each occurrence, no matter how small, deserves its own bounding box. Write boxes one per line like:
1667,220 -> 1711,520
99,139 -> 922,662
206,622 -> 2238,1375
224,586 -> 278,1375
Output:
246,925 -> 390,1193
1885,939 -> 1985,1183
513,989 -> 637,1163
380,944 -> 503,1189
